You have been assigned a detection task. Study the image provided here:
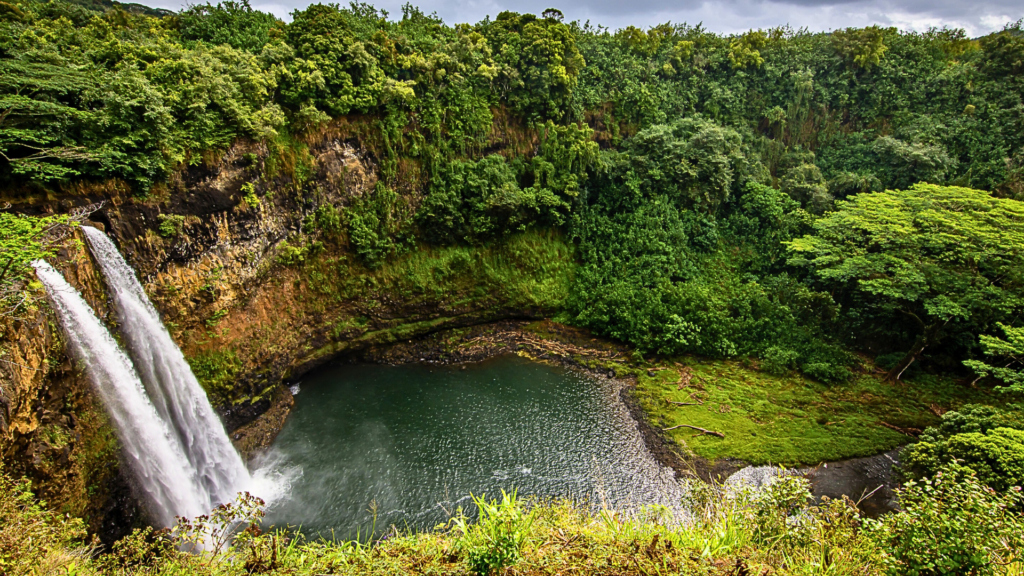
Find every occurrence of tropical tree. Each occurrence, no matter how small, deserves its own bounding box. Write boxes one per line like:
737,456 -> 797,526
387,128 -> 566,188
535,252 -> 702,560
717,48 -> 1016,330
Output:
963,323 -> 1024,393
787,184 -> 1024,381
177,0 -> 282,53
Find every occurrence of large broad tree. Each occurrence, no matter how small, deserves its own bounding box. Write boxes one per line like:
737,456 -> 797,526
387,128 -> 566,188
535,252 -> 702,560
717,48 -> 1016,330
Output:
787,183 -> 1024,381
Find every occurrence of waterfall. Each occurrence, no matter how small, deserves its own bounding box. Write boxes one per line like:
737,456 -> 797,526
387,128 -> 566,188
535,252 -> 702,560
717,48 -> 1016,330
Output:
82,226 -> 251,508
32,261 -> 209,526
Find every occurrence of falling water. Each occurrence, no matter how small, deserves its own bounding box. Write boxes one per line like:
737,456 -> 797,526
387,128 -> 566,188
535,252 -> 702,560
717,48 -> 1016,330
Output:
82,226 -> 251,507
32,261 -> 209,526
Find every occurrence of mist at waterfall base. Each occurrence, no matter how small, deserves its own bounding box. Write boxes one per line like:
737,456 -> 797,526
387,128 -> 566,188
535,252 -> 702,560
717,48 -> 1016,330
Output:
260,355 -> 684,539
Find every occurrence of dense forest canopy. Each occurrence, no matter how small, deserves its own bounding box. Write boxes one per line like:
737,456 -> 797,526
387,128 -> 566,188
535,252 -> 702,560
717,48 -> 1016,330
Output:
3,0 -> 1024,388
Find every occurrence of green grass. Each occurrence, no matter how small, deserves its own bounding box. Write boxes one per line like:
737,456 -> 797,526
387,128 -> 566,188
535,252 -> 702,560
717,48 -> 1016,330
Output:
10,466 -> 1023,576
370,228 -> 575,309
1,468 -> 889,576
633,359 -> 999,466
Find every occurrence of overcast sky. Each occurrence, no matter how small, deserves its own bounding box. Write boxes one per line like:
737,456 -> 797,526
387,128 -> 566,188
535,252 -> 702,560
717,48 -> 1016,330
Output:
143,0 -> 1022,37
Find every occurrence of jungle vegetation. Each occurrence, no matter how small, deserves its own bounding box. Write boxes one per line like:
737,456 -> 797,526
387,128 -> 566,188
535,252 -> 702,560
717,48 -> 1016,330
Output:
4,0 -> 1024,392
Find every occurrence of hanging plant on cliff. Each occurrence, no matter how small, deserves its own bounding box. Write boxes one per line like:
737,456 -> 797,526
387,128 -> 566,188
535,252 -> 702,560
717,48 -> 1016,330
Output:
345,182 -> 414,268
0,204 -> 100,313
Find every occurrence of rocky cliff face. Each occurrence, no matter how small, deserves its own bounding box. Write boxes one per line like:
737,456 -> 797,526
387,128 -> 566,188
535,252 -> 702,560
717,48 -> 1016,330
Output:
0,129 -> 571,541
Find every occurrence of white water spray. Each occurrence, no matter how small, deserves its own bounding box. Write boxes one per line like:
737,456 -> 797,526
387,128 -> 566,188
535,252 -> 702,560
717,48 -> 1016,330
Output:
32,261 -> 209,526
82,226 -> 251,507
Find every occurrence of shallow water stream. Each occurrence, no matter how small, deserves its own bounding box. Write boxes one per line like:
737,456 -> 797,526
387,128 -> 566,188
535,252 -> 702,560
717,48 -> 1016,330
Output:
261,355 -> 684,538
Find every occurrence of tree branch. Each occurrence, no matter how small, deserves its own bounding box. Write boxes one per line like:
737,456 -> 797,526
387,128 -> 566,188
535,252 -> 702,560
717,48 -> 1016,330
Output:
662,424 -> 725,438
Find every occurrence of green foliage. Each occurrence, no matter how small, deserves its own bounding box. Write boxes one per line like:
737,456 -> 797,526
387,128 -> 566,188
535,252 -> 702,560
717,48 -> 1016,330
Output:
728,29 -> 768,70
0,464 -> 889,576
777,148 -> 831,213
608,117 -> 763,214
367,230 -> 574,311
831,26 -> 889,69
177,0 -> 281,53
276,239 -> 322,266
901,405 -> 1024,492
0,211 -> 78,303
828,171 -> 881,199
569,139 -> 848,382
482,11 -> 585,121
9,459 -> 1024,576
871,135 -> 953,190
157,214 -> 185,238
419,154 -> 527,243
453,490 -> 535,575
867,462 -> 1024,576
0,0 -> 283,191
304,203 -> 341,235
788,184 -> 1024,379
282,3 -> 386,116
418,122 -> 597,244
724,182 -> 808,269
346,182 -> 412,268
241,181 -> 260,209
979,20 -> 1024,78
761,345 -> 799,375
95,526 -> 174,572
187,349 -> 242,403
0,467 -> 95,576
964,323 -> 1024,393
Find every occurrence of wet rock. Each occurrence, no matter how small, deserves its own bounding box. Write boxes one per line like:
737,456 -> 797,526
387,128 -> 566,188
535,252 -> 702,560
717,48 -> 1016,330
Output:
803,448 -> 902,517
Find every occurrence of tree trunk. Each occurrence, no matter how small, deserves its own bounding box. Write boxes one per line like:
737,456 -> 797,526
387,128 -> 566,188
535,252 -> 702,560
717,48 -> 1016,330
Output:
885,321 -> 944,382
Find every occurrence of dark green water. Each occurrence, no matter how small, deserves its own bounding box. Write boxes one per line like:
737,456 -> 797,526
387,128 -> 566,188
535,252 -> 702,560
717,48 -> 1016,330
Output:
261,355 -> 682,538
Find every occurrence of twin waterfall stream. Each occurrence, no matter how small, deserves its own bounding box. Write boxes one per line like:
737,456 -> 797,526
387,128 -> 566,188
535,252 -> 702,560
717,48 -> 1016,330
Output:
32,227 -> 269,527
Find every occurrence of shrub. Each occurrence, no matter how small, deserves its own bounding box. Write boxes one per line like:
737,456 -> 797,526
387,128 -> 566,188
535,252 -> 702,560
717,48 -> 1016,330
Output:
761,346 -> 799,375
0,468 -> 97,576
867,462 -> 1024,576
346,183 -> 412,268
187,349 -> 243,403
800,361 -> 853,384
738,473 -> 813,545
241,182 -> 260,209
157,214 -> 186,238
900,405 -> 1024,491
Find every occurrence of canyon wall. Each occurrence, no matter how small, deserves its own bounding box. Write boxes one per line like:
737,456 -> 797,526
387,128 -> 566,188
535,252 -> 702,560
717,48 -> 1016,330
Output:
0,129 -> 572,541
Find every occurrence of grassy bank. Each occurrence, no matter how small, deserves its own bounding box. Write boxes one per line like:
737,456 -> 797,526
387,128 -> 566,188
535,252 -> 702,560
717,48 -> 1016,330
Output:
4,463 -> 1022,576
511,322 -> 999,467
632,360 -> 997,466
